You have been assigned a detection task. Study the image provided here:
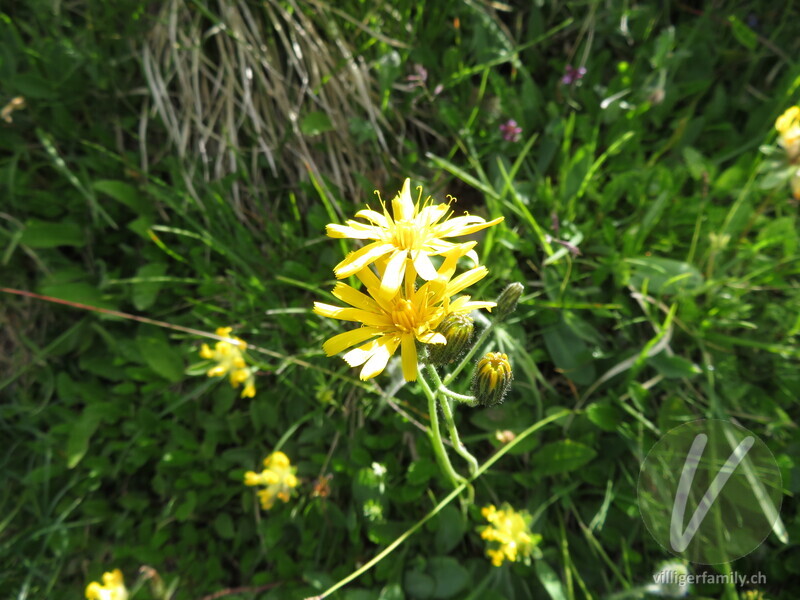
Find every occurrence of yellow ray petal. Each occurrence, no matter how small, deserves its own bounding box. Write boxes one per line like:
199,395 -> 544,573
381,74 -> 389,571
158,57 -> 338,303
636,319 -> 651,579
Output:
313,303 -> 391,326
379,250 -> 409,299
435,215 -> 504,237
343,339 -> 380,367
391,178 -> 416,221
334,242 -> 395,278
354,208 -> 389,227
416,203 -> 449,227
326,221 -> 381,240
322,326 -> 382,356
447,266 -> 488,296
412,250 -> 438,281
417,331 -> 446,345
332,282 -> 381,312
400,334 -> 418,381
360,336 -> 400,380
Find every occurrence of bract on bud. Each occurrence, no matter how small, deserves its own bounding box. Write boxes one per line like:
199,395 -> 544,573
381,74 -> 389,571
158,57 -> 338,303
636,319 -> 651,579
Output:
494,283 -> 524,322
427,313 -> 474,365
472,352 -> 513,407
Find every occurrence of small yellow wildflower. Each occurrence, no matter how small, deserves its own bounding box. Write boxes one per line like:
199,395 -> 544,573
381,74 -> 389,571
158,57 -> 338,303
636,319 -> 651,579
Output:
327,178 -> 504,298
244,451 -> 299,510
775,105 -> 800,160
315,244 -> 495,381
480,504 -> 540,567
85,569 -> 128,600
199,327 -> 256,398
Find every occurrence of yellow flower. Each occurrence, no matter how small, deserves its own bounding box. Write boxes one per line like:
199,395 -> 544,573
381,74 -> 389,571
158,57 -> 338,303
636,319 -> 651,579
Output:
244,451 -> 299,510
327,178 -> 504,298
480,504 -> 540,567
314,245 -> 495,381
775,106 -> 800,160
199,327 -> 256,398
85,569 -> 128,600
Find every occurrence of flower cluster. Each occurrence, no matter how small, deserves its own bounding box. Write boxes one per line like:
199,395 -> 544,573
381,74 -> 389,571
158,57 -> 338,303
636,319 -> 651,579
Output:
480,504 -> 540,567
499,119 -> 522,142
315,178 -> 503,381
85,569 -> 128,600
199,327 -> 256,398
244,451 -> 299,510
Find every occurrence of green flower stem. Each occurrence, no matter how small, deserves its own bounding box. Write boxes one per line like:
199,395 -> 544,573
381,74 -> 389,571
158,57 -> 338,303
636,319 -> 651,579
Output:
438,385 -> 477,406
426,365 -> 479,476
417,365 -> 466,490
443,321 -> 494,386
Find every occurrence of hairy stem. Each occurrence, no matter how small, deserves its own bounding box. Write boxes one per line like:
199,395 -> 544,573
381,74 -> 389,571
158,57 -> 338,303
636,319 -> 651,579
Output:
417,365 -> 465,490
427,365 -> 479,476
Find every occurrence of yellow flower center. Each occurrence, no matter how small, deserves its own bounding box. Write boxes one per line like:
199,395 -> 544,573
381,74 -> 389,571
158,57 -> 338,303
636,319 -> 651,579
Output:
391,220 -> 423,250
392,298 -> 419,332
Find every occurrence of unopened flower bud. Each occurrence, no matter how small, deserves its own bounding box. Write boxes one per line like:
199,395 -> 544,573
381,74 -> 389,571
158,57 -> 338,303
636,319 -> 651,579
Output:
471,352 -> 513,407
494,283 -> 524,322
427,313 -> 474,365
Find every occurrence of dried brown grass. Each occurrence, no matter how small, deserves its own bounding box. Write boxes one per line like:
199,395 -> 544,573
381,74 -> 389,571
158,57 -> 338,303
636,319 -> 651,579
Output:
140,0 -> 403,219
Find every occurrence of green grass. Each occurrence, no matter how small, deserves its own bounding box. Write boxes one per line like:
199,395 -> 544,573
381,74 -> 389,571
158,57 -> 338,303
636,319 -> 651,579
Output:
2,1 -> 799,599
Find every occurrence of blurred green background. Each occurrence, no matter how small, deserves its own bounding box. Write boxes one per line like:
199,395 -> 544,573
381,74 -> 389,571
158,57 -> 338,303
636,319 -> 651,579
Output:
1,1 -> 798,599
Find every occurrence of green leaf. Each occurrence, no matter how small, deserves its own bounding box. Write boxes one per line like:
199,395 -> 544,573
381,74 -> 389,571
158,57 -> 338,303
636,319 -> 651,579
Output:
586,401 -> 623,431
727,15 -> 757,50
407,459 -> 439,486
542,317 -> 596,385
531,440 -> 597,477
38,281 -> 116,311
648,352 -> 702,379
300,111 -> 335,137
434,505 -> 466,554
93,180 -> 152,214
66,407 -> 102,468
535,561 -> 568,600
132,262 -> 168,310
682,146 -> 708,180
378,583 -> 405,600
21,219 -> 85,248
213,513 -> 235,539
626,256 -> 704,295
175,491 -> 197,521
136,329 -> 184,382
428,557 -> 469,599
404,569 -> 435,599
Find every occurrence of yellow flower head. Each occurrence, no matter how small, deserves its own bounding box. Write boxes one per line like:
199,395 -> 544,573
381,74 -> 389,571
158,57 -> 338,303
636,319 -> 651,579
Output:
199,327 -> 256,398
85,569 -> 128,600
244,451 -> 299,510
314,244 -> 495,381
775,106 -> 800,160
327,178 -> 504,298
480,504 -> 540,567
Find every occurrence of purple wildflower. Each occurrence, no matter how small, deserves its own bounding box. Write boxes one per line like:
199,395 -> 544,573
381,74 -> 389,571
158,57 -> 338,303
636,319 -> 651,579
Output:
499,119 -> 522,142
407,64 -> 428,86
561,64 -> 587,85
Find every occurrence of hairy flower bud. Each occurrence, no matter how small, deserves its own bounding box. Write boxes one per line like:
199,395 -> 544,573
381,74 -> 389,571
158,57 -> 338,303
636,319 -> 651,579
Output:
471,352 -> 513,407
427,313 -> 474,365
494,283 -> 524,323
